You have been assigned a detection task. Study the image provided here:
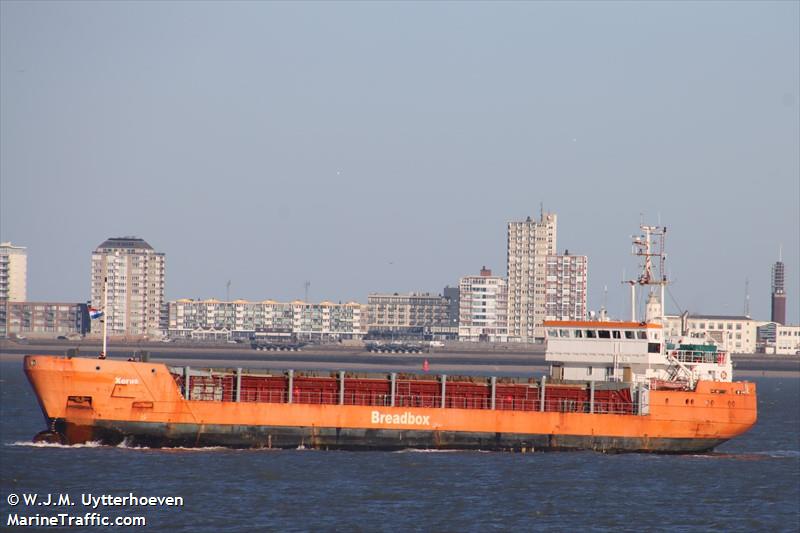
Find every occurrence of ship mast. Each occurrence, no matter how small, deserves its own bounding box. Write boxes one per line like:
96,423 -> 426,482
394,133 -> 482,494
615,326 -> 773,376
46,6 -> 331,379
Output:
624,224 -> 668,323
100,274 -> 108,359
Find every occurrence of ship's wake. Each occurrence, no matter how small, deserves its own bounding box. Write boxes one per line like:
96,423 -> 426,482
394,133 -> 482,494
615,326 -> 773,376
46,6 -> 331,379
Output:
691,450 -> 800,460
8,440 -> 104,449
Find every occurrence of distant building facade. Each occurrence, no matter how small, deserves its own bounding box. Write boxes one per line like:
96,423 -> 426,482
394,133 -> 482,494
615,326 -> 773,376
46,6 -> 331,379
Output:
1,301 -> 89,338
366,292 -> 455,339
771,258 -> 786,324
544,253 -> 588,322
458,267 -> 508,342
507,212 -> 557,341
757,322 -> 800,355
443,286 -> 460,327
91,237 -> 165,337
775,324 -> 800,355
664,314 -> 761,354
0,242 -> 27,302
367,292 -> 450,330
168,299 -> 366,341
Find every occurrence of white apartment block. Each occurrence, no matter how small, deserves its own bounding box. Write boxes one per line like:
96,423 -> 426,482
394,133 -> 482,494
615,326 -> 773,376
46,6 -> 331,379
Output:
458,267 -> 508,342
91,237 -> 165,337
664,314 -> 760,354
507,213 -> 557,342
775,324 -> 800,355
168,299 -> 366,340
545,254 -> 587,321
367,293 -> 450,331
0,242 -> 27,302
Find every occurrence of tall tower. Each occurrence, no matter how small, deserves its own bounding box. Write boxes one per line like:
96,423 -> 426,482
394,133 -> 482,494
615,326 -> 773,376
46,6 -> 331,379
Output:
0,242 -> 27,302
91,237 -> 165,337
771,252 -> 786,325
506,212 -> 557,341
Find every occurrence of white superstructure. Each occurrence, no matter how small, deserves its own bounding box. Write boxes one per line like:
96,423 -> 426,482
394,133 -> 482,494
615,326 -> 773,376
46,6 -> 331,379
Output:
545,224 -> 734,387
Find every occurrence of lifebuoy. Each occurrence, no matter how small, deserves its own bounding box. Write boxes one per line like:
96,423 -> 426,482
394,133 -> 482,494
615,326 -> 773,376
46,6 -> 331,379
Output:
720,371 -> 728,380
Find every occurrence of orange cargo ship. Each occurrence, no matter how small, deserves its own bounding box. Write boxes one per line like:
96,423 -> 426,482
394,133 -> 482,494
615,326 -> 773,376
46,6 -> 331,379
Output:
24,223 -> 757,452
24,350 -> 756,452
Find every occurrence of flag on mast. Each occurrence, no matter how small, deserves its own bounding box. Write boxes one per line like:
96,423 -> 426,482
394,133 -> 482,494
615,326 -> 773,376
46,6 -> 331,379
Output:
89,307 -> 104,320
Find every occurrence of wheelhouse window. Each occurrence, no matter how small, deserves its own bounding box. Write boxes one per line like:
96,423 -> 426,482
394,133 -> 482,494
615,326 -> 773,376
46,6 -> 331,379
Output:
575,330 -> 583,338
612,330 -> 621,339
637,331 -> 647,340
598,330 -> 611,339
585,330 -> 597,338
624,331 -> 635,340
559,329 -> 570,338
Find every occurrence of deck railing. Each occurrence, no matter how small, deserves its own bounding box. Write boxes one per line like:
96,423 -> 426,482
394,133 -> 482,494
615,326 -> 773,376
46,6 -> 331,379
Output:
174,373 -> 639,415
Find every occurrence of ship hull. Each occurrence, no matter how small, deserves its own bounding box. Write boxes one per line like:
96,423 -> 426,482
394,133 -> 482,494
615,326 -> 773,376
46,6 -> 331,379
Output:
49,418 -> 726,453
25,355 -> 757,454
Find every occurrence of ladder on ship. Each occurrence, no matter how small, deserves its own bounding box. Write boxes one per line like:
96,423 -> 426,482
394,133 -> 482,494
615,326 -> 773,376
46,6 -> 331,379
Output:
664,352 -> 693,385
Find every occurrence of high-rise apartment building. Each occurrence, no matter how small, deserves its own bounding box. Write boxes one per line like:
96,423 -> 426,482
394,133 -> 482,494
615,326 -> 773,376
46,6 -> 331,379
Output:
0,242 -> 27,302
544,253 -> 587,322
771,257 -> 786,325
91,237 -> 165,337
458,267 -> 508,342
506,212 -> 557,341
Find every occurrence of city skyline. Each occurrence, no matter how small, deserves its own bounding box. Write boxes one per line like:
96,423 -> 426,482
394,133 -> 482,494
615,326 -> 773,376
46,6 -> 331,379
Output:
1,2 -> 798,324
2,222 -> 794,326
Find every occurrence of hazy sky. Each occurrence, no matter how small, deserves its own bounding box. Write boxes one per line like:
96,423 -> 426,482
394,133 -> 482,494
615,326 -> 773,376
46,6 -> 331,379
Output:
1,1 -> 798,323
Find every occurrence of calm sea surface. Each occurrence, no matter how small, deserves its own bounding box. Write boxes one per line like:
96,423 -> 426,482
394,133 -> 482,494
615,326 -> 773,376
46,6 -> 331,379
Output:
1,358 -> 798,532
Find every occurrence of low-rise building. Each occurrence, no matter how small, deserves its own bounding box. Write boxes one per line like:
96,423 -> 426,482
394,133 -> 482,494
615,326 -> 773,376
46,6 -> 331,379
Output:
775,324 -> 800,355
664,314 -> 761,354
458,267 -> 508,342
367,292 -> 450,338
168,299 -> 366,341
1,301 -> 89,338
